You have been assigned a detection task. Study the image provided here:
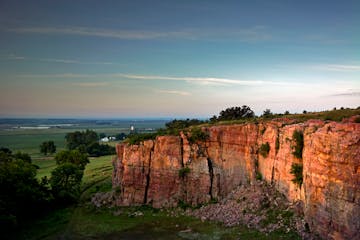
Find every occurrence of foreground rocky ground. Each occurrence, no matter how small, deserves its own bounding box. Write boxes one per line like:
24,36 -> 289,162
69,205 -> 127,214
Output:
186,181 -> 316,240
92,180 -> 317,239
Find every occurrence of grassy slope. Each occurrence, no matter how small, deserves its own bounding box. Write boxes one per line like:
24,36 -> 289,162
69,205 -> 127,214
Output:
17,156 -> 114,239
211,108 -> 360,126
16,108 -> 360,238
19,155 -> 300,240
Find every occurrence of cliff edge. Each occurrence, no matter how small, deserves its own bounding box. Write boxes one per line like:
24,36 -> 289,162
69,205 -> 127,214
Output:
112,117 -> 360,239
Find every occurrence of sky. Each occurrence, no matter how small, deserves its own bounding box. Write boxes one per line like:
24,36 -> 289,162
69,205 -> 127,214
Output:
0,0 -> 359,118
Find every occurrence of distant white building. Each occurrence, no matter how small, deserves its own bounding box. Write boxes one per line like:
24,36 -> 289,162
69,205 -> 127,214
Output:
100,136 -> 116,142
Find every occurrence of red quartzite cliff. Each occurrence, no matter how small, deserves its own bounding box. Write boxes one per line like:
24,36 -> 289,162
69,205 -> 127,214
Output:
112,117 -> 360,240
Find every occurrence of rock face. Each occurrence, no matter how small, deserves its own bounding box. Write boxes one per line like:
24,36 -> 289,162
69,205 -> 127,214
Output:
112,118 -> 360,239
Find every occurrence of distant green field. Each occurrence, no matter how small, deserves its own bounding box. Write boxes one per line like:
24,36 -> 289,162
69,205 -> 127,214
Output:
0,119 -> 166,159
0,127 -> 125,158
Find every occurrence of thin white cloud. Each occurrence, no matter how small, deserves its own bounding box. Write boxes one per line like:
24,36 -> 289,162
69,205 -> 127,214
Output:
6,54 -> 25,60
18,73 -> 299,86
315,64 -> 360,72
19,73 -> 95,78
71,82 -> 109,87
40,58 -> 114,65
1,53 -> 115,65
7,26 -> 271,42
303,34 -> 347,44
115,74 -> 293,86
9,26 -> 194,40
328,91 -> 360,97
156,89 -> 191,96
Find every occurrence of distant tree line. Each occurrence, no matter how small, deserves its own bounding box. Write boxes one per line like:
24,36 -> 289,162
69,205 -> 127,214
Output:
65,130 -> 115,157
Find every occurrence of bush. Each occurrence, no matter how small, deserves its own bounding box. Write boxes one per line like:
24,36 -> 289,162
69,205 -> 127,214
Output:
292,130 -> 304,159
165,119 -> 204,130
126,132 -> 158,145
290,163 -> 303,188
275,137 -> 280,153
260,127 -> 266,135
178,167 -> 190,178
256,172 -> 263,181
188,128 -> 209,144
259,142 -> 270,158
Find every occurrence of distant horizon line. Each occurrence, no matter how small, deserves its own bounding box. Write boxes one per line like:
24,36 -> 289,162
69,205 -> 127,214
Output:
0,117 -> 208,120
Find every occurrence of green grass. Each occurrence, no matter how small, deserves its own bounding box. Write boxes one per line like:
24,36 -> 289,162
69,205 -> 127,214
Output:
17,153 -> 301,240
33,158 -> 58,179
61,206 -> 300,240
207,107 -> 360,127
0,126 -> 125,159
281,108 -> 360,122
6,120 -> 305,239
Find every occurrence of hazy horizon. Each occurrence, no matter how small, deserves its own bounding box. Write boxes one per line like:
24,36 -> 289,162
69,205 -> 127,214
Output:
1,0 -> 359,118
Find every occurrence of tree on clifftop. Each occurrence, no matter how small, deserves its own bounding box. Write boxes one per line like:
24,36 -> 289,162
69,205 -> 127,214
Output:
213,105 -> 255,121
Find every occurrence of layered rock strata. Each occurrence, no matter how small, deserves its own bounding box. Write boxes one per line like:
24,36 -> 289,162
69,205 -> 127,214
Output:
112,117 -> 360,239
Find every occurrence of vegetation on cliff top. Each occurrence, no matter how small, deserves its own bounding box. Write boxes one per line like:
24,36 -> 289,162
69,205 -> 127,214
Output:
124,106 -> 360,145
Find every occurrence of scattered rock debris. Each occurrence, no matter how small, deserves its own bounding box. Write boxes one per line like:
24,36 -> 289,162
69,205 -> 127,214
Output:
91,191 -> 115,208
91,182 -> 317,239
187,181 -> 316,239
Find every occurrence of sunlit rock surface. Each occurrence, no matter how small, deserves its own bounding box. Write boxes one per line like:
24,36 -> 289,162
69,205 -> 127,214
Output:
113,117 -> 360,239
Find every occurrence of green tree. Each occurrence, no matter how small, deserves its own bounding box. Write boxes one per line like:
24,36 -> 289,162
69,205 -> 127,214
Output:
262,109 -> 273,118
216,106 -> 255,121
0,149 -> 50,231
40,140 -> 56,155
50,163 -> 83,203
65,129 -> 98,152
54,150 -> 89,170
115,132 -> 127,140
50,150 -> 89,203
86,142 -> 115,157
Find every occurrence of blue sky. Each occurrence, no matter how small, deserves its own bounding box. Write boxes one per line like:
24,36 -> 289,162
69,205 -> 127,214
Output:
0,0 -> 359,118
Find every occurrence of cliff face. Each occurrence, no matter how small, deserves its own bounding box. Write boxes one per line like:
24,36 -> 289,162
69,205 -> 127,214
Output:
112,118 -> 360,239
